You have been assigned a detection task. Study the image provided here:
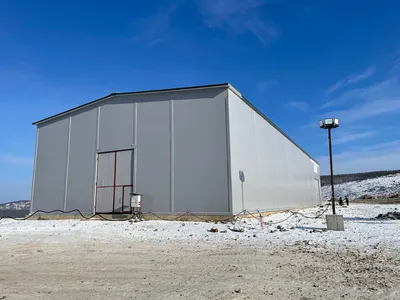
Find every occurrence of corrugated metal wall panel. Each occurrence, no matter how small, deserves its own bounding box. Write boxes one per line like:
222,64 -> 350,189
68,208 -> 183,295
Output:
32,87 -> 232,214
227,94 -> 258,211
228,90 -> 319,213
65,108 -> 97,212
32,118 -> 69,211
135,100 -> 171,212
98,98 -> 135,151
173,90 -> 230,213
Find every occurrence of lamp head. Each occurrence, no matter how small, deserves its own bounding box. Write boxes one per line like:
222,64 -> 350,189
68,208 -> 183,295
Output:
319,118 -> 339,129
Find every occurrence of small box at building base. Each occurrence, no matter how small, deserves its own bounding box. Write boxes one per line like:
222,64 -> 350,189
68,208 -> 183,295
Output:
326,214 -> 344,231
130,193 -> 142,213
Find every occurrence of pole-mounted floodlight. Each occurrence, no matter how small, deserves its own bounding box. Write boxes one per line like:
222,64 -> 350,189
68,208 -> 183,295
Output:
319,118 -> 339,129
319,118 -> 339,214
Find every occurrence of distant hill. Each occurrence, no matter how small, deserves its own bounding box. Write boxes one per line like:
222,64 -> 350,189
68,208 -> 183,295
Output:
0,200 -> 31,211
321,170 -> 400,186
321,172 -> 400,200
0,200 -> 30,218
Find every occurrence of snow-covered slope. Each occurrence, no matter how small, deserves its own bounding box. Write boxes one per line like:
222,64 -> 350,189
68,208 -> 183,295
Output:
0,200 -> 30,211
322,173 -> 400,200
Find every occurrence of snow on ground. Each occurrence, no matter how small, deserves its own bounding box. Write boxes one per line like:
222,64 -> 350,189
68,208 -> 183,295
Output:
322,173 -> 400,200
1,204 -> 400,299
1,204 -> 399,254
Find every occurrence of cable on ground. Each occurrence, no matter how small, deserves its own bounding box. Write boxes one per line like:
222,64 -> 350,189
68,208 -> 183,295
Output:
0,209 -> 139,222
0,204 -> 331,226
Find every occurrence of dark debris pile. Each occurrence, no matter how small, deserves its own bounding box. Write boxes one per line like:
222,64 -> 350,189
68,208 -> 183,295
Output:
376,211 -> 400,220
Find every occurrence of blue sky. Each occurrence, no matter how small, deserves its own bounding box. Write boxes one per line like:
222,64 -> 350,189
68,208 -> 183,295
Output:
1,0 -> 400,202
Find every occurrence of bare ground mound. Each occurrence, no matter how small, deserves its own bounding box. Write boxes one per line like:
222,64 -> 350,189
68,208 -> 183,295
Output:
1,240 -> 399,300
1,204 -> 400,299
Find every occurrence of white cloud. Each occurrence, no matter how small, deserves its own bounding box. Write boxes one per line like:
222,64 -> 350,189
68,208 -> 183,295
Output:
334,131 -> 375,145
321,88 -> 363,109
245,17 -> 280,44
285,101 -> 309,112
0,154 -> 33,166
256,79 -> 279,91
326,66 -> 376,96
323,99 -> 400,123
133,5 -> 178,46
197,0 -> 280,44
317,140 -> 400,174
346,67 -> 376,84
321,77 -> 398,109
308,60 -> 400,174
198,0 -> 264,24
305,75 -> 400,128
391,58 -> 400,74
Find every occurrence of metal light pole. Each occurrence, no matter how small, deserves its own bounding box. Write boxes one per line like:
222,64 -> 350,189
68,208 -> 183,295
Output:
319,118 -> 339,215
328,128 -> 335,214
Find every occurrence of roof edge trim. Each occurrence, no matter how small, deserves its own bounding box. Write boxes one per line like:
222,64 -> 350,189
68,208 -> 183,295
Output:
32,82 -> 318,164
32,83 -> 229,125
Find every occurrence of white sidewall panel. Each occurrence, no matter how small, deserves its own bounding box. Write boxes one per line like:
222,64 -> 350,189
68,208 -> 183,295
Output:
99,99 -> 135,151
32,118 -> 69,212
228,90 -> 320,213
66,108 -> 97,212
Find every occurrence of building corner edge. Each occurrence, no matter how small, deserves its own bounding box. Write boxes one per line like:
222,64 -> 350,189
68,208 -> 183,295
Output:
224,88 -> 233,215
30,126 -> 39,213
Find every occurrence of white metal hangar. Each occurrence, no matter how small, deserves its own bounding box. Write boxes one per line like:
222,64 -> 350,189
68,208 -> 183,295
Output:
31,83 -> 321,216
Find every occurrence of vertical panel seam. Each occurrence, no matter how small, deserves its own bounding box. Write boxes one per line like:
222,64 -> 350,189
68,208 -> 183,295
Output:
131,102 -> 136,146
63,117 -> 72,211
225,89 -> 233,215
93,106 -> 101,214
253,112 -> 260,210
170,99 -> 175,213
96,106 -> 101,150
112,152 -> 117,212
30,127 -> 39,213
133,103 -> 138,190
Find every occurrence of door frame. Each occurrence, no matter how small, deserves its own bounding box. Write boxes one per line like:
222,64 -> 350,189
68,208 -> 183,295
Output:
95,149 -> 134,214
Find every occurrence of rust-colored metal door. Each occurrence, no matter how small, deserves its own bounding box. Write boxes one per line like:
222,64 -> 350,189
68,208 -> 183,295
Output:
95,149 -> 134,213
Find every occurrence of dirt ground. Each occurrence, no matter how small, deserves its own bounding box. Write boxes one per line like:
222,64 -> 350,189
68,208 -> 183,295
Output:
1,239 -> 399,300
